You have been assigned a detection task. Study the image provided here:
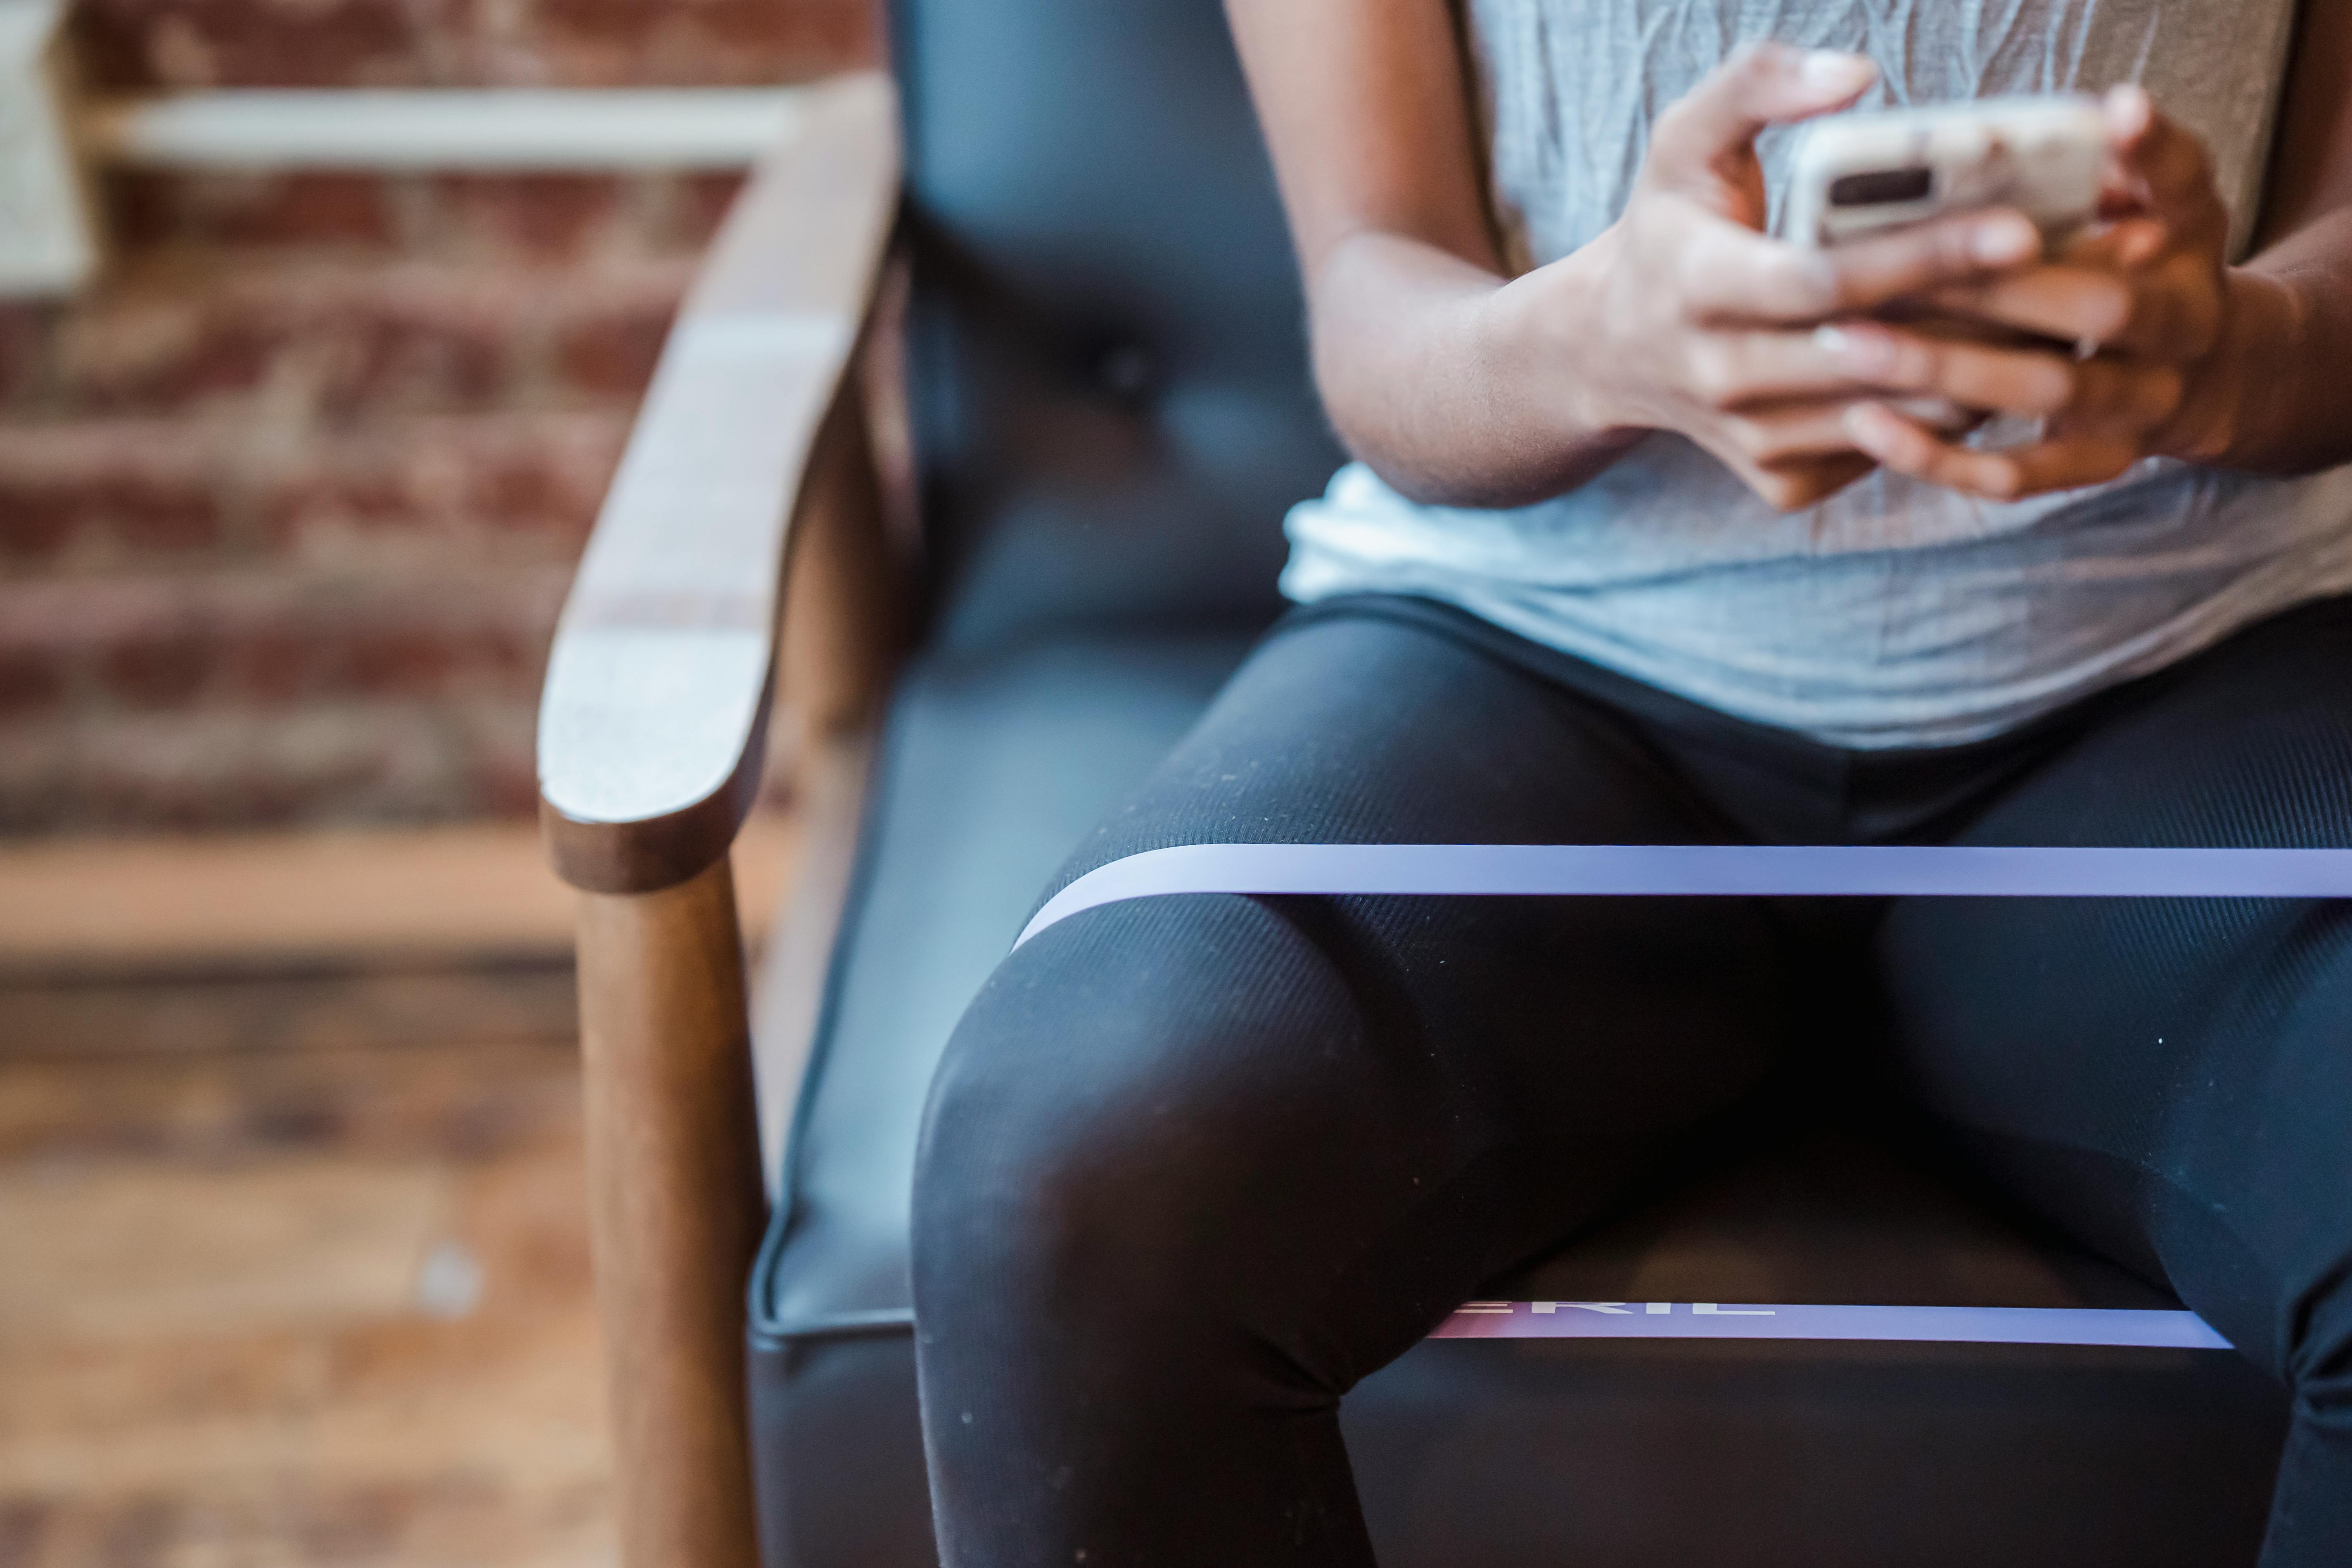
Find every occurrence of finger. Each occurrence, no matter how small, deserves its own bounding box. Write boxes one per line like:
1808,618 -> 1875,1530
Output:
1928,250 -> 2219,357
1680,328 -> 1871,406
1731,451 -> 1878,513
1647,43 -> 1878,191
2104,86 -> 2220,227
1885,396 -> 1991,436
1683,207 -> 2040,323
1812,319 -> 2181,430
1676,325 -> 2034,425
1924,265 -> 2135,346
1843,403 -> 2140,500
1718,402 -> 1878,465
2060,216 -> 2167,271
1812,320 -> 2071,413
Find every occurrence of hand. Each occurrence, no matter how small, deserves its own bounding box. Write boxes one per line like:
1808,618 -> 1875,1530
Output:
1827,87 -> 2238,499
1498,42 -> 2046,510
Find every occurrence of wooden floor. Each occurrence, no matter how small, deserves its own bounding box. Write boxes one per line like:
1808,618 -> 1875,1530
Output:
0,818 -> 800,1568
0,1022 -> 612,1568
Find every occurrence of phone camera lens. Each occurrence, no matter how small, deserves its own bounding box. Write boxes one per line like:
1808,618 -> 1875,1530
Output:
1828,167 -> 1934,206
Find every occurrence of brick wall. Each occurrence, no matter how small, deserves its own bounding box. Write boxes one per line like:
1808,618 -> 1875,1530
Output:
0,1 -> 879,835
71,0 -> 877,88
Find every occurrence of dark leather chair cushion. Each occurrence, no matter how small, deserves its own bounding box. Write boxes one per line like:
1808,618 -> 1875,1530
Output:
746,629 -> 2289,1568
754,629 -> 1258,1335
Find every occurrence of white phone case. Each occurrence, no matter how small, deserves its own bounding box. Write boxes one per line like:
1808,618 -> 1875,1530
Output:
1779,96 -> 2107,250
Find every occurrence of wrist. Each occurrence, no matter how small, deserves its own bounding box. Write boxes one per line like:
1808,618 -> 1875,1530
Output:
2159,268 -> 2298,468
1484,225 -> 1648,444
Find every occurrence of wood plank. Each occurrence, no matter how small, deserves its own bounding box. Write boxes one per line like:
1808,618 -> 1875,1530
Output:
0,1156 -> 449,1340
0,1031 -> 616,1568
0,812 -> 795,975
538,71 -> 899,894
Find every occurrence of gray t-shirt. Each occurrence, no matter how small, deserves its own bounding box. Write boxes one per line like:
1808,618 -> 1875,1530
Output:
1280,0 -> 2352,748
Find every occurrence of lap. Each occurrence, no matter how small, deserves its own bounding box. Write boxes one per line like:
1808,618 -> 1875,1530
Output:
919,610 -> 1796,1380
926,597 -> 2352,1382
1880,599 -> 2352,1365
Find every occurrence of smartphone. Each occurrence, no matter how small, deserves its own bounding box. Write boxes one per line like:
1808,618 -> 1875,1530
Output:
1779,95 -> 2107,251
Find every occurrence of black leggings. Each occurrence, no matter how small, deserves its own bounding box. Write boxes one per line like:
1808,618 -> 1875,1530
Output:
910,594 -> 2352,1567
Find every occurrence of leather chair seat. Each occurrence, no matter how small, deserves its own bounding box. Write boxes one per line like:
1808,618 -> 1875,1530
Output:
747,627 -> 2289,1568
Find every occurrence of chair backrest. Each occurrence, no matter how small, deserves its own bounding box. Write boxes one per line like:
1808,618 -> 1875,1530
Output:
888,0 -> 1347,655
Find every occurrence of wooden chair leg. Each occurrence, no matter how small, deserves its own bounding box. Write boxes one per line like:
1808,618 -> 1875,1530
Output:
576,857 -> 766,1568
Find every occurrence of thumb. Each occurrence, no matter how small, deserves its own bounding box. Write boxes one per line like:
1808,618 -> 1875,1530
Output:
1648,43 -> 1877,191
2102,84 -> 2219,230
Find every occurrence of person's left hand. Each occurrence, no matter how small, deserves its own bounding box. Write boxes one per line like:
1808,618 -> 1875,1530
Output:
1811,86 -> 2240,500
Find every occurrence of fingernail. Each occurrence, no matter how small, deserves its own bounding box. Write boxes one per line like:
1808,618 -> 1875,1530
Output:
1816,323 -> 1897,375
2104,83 -> 2152,135
1800,50 -> 1876,92
1842,404 -> 1888,447
1973,214 -> 2039,263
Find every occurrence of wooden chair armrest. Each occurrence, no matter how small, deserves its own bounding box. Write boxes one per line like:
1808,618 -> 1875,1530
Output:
533,69 -> 900,1568
538,70 -> 901,896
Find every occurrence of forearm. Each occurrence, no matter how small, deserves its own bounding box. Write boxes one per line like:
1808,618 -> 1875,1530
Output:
1309,229 -> 1642,508
2186,213 -> 2352,475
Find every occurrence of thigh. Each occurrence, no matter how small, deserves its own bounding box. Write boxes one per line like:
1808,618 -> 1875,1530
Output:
920,609 -> 1802,1379
1880,599 -> 2352,1369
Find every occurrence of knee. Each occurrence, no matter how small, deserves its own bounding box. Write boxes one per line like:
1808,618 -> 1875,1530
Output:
912,946 -> 1231,1322
909,899 -> 1360,1358
910,1068 -> 1152,1347
910,981 -> 1134,1310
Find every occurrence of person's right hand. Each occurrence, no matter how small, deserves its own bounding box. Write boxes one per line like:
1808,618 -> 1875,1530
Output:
1489,43 -> 2049,510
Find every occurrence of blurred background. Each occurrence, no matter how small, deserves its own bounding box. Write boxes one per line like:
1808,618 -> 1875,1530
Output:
0,0 -> 870,1560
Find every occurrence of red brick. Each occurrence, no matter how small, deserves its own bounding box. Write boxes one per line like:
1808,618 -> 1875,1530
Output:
102,630 -> 217,707
0,304 -> 54,411
0,420 -> 245,569
256,411 -> 625,550
313,291 -> 512,415
51,281 -> 274,411
339,625 -> 466,697
0,453 -> 225,565
0,650 -> 67,720
54,262 -> 514,415
0,489 -> 81,563
454,0 -> 880,87
49,258 -> 705,418
669,173 -> 744,251
105,170 -> 401,252
538,262 -> 694,403
211,586 -> 556,708
0,562 -> 565,714
449,435 -> 613,539
0,690 -> 564,832
432,175 -> 626,263
104,171 -> 730,270
258,464 -> 412,538
116,489 -> 228,553
552,302 -> 673,400
70,0 -> 420,90
448,695 -> 542,817
682,0 -> 877,66
71,0 -> 880,89
101,171 -> 178,251
226,624 -> 328,704
0,700 -> 532,833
